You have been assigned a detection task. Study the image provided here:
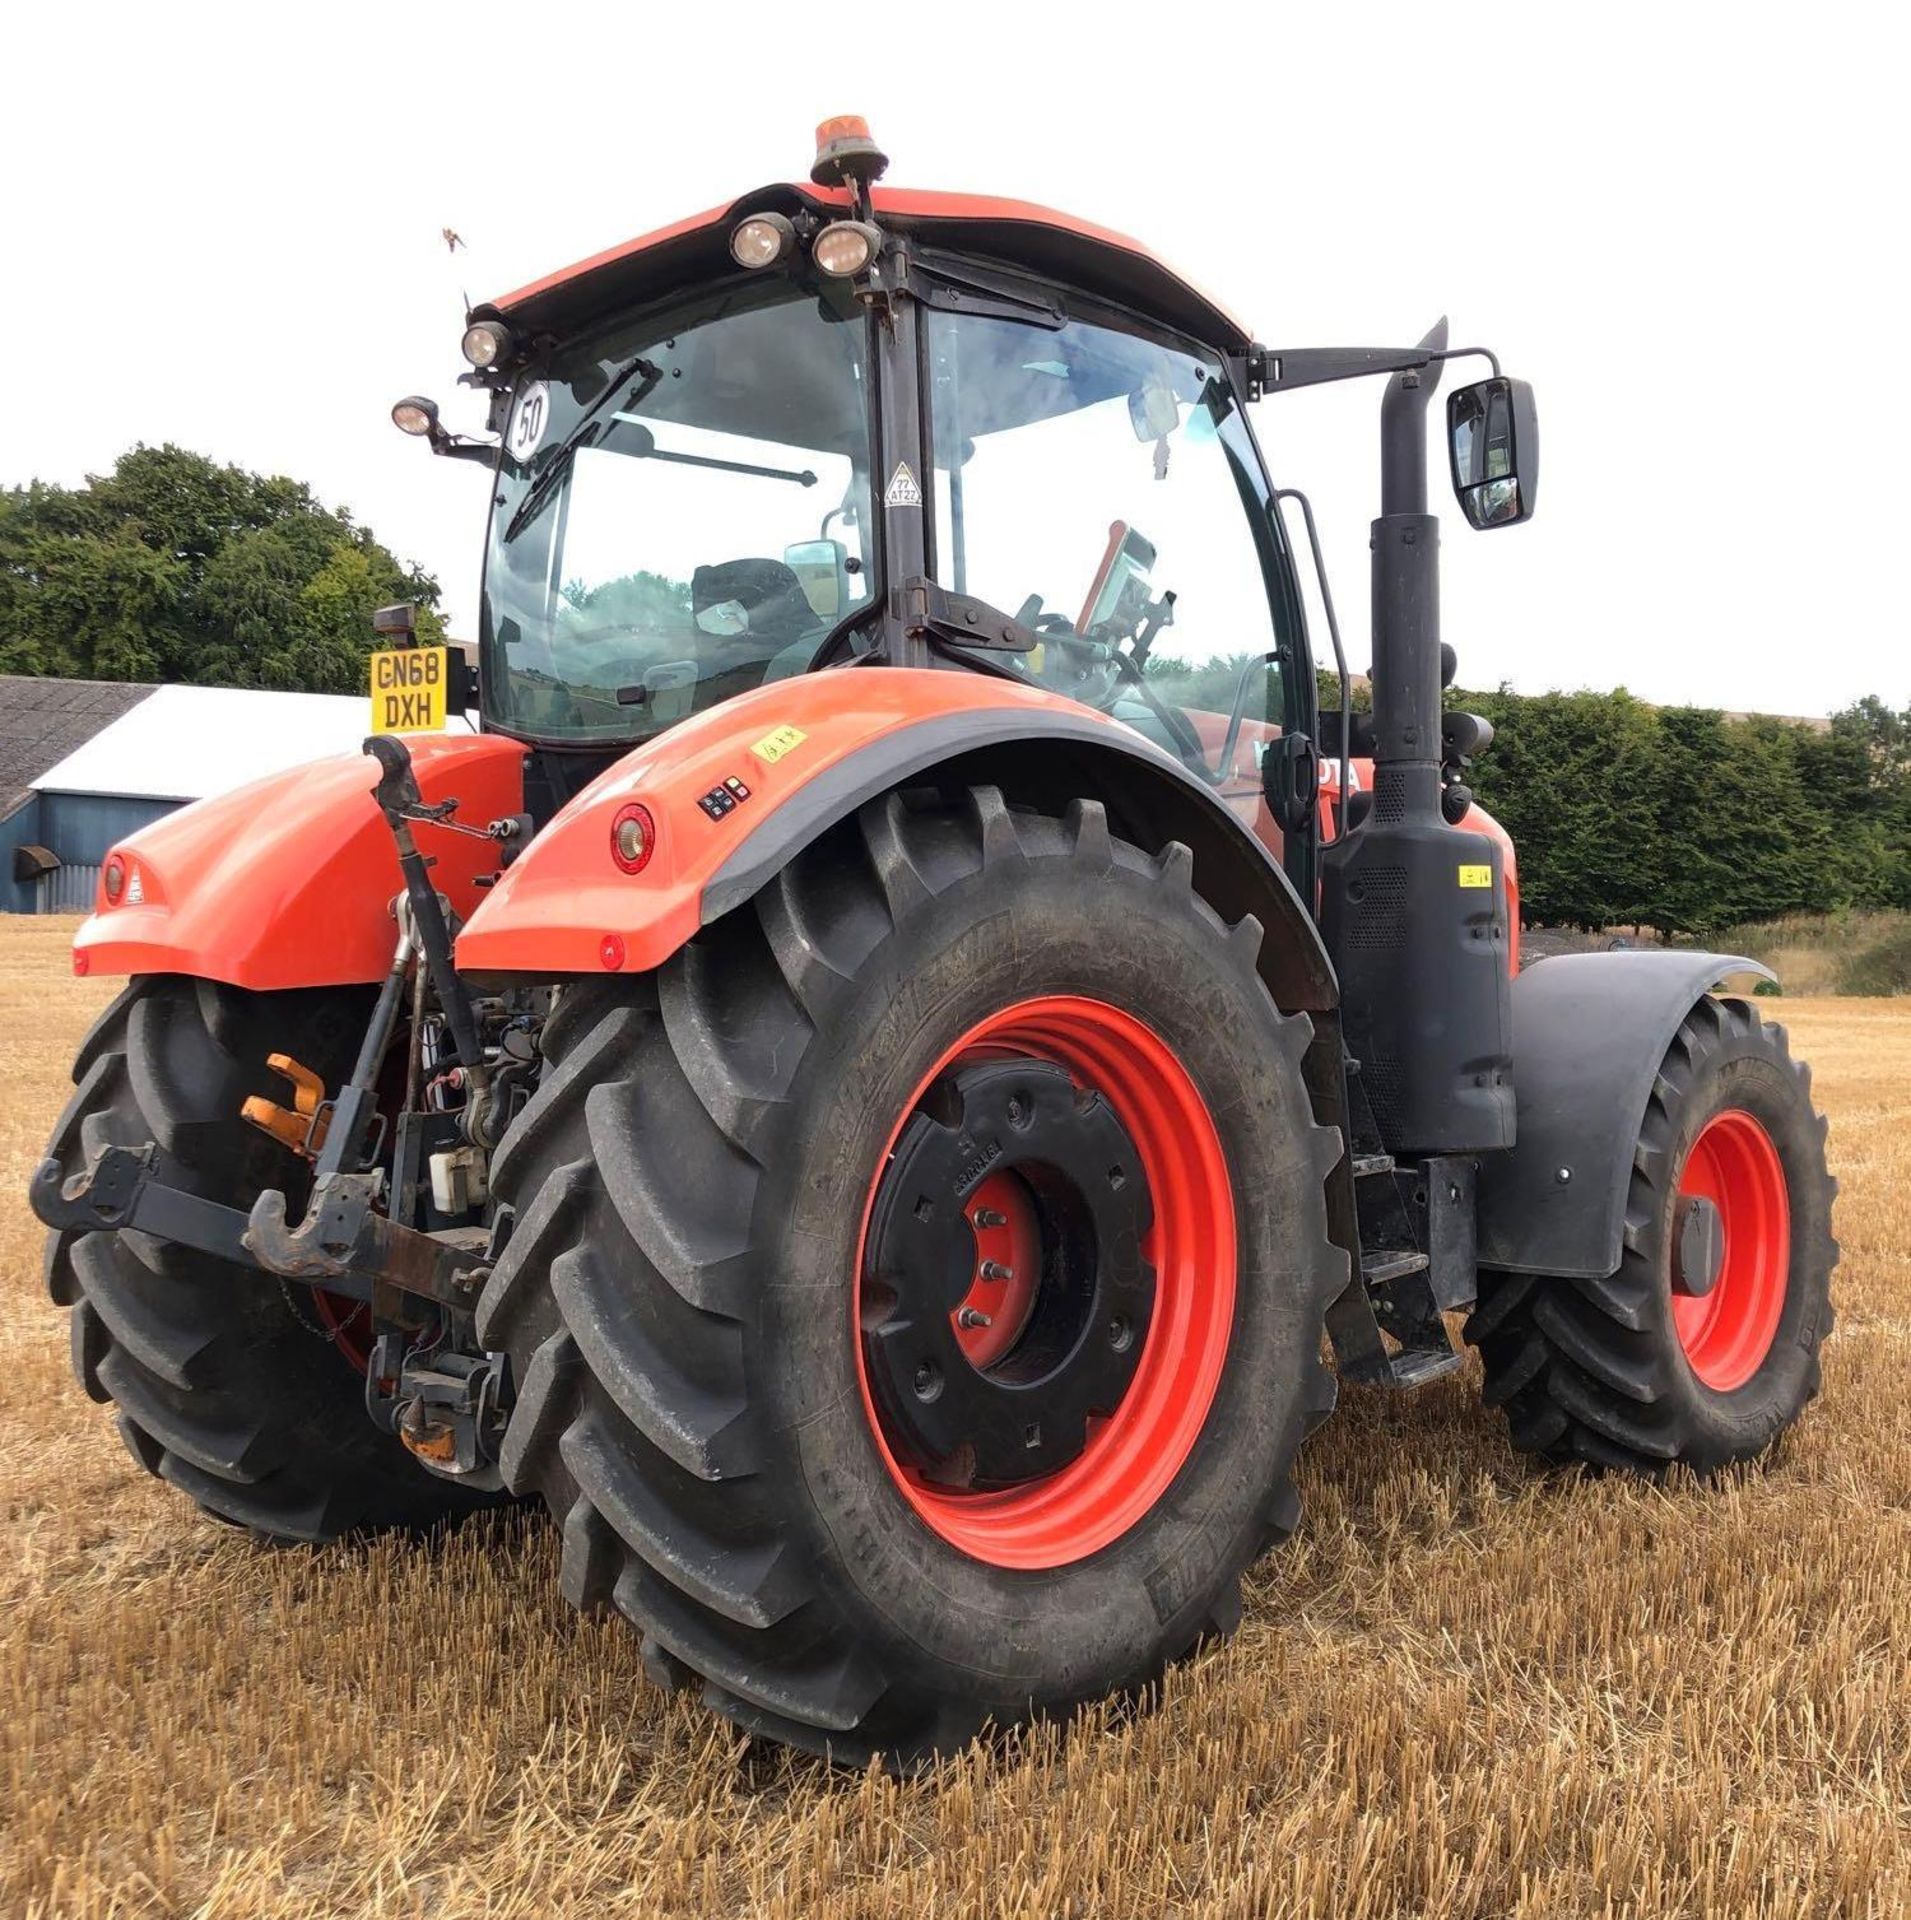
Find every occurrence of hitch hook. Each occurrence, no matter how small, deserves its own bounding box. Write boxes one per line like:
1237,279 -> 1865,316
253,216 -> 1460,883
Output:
241,1054 -> 330,1159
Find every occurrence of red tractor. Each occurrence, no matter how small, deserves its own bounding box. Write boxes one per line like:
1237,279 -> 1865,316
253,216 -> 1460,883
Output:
36,120 -> 1836,1765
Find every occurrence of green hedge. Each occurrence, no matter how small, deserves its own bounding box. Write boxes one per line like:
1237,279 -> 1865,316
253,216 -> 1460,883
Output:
1311,676 -> 1911,940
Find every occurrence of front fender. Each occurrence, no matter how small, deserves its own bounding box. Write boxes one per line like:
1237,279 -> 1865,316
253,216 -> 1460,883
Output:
73,733 -> 527,990
456,669 -> 1336,1011
1476,950 -> 1775,1278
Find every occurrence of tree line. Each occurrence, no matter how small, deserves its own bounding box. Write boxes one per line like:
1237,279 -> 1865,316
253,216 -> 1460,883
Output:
1162,655 -> 1910,938
1361,679 -> 1911,939
0,446 -> 443,694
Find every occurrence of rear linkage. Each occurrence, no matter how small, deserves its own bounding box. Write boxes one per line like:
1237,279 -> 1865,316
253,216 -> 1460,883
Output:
31,735 -> 536,1486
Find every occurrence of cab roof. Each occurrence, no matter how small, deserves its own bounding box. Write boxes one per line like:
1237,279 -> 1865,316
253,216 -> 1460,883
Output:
480,183 -> 1252,355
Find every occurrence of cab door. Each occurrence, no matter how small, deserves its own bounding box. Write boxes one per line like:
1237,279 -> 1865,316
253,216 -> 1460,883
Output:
921,292 -> 1317,899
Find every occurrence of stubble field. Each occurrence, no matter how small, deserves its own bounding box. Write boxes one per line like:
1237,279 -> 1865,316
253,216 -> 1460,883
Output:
1,913 -> 1905,1917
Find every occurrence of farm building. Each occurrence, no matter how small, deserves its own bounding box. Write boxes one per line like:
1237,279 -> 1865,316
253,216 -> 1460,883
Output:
1,675 -> 470,913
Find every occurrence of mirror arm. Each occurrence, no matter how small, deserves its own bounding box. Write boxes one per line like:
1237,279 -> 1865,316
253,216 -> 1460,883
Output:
1246,341 -> 1500,400
428,431 -> 499,466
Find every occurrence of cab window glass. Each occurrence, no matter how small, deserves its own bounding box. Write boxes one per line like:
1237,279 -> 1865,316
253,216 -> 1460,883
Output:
483,290 -> 873,742
928,307 -> 1292,779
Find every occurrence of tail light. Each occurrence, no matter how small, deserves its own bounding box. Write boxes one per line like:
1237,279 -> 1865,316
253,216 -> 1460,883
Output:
610,803 -> 656,874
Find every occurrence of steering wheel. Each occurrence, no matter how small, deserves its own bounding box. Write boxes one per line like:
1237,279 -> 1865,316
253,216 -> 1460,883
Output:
1017,597 -> 1209,768
1024,610 -> 1124,708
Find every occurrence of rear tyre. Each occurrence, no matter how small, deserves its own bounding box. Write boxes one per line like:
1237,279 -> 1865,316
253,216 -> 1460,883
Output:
479,787 -> 1345,1765
1469,994 -> 1836,1476
46,976 -> 502,1541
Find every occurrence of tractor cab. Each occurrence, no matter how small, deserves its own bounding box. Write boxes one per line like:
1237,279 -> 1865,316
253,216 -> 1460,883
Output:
415,122 -> 1339,875
472,250 -> 1310,850
400,118 -> 1536,912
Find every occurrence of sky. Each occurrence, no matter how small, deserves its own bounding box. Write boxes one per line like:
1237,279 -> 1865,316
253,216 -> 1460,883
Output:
3,2 -> 1903,717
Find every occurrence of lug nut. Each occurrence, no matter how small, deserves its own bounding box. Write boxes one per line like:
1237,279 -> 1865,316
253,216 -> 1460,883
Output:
956,1307 -> 993,1330
972,1208 -> 1007,1228
979,1261 -> 1014,1282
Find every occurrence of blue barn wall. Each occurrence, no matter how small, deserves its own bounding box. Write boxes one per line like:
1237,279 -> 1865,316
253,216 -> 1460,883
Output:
2,790 -> 181,912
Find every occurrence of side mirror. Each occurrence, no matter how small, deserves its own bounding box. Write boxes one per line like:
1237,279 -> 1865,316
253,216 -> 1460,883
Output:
1447,377 -> 1538,529
783,538 -> 849,619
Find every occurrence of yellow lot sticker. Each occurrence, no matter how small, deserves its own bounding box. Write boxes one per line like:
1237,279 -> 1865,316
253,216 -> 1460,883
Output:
369,646 -> 449,733
751,724 -> 808,765
1457,863 -> 1494,889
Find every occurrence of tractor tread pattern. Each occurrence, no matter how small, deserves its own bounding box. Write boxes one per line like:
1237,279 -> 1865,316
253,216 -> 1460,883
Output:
480,788 -> 1342,1766
1468,996 -> 1837,1477
45,976 -> 499,1543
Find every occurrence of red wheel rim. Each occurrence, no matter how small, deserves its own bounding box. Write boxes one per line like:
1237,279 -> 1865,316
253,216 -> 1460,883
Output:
1672,1109 -> 1790,1391
853,995 -> 1235,1569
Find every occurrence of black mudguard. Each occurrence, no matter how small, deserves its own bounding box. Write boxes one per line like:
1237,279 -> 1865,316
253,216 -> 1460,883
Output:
1476,950 -> 1775,1279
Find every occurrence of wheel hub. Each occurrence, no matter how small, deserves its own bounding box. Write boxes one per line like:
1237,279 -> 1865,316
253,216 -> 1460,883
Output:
861,1057 -> 1155,1489
1671,1193 -> 1725,1297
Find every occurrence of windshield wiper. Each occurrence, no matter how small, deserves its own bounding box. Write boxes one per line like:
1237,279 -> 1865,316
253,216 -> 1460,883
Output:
607,416 -> 818,488
503,356 -> 663,541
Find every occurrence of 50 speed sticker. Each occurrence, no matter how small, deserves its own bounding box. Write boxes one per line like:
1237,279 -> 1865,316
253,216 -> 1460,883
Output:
508,381 -> 550,463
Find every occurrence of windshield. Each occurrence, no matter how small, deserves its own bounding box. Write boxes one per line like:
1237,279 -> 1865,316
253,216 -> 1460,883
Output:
482,286 -> 875,743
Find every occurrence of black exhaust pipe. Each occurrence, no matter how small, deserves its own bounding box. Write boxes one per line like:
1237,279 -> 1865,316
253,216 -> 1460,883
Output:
1320,319 -> 1515,1157
1371,318 -> 1449,829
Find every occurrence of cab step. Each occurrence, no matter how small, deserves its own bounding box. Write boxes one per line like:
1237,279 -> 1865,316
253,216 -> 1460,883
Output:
1384,1343 -> 1467,1389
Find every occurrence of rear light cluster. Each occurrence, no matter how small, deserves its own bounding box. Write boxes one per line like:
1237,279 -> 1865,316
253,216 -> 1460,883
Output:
100,853 -> 145,907
609,802 -> 656,874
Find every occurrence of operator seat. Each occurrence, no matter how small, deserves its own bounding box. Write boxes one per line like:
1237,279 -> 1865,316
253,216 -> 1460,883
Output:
690,558 -> 828,694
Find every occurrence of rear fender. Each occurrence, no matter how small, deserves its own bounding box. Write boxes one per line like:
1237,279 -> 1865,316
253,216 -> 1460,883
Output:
456,668 -> 1337,1015
1476,950 -> 1776,1278
72,734 -> 527,990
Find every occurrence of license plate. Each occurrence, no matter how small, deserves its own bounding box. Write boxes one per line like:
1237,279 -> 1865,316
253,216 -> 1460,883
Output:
368,645 -> 450,733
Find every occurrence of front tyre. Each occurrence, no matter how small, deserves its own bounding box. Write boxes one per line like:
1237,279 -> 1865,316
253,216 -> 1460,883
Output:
479,788 -> 1345,1765
1469,994 -> 1837,1475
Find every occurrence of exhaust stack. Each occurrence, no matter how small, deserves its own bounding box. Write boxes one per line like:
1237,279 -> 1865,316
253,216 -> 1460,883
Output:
1319,318 -> 1515,1158
1371,317 -> 1449,830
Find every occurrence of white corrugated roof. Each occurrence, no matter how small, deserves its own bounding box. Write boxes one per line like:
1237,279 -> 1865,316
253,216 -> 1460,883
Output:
31,684 -> 472,802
